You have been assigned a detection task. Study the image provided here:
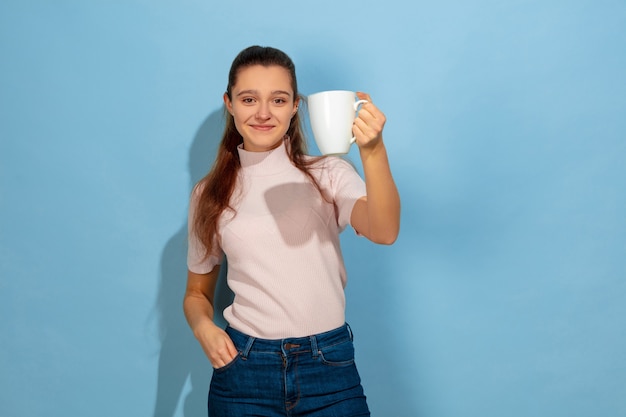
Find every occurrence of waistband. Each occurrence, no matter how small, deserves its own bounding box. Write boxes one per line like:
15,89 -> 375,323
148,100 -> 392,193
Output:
226,323 -> 354,359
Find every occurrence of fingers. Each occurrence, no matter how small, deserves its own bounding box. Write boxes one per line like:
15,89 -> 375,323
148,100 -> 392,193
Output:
353,118 -> 375,140
354,109 -> 385,134
209,337 -> 238,368
353,92 -> 386,146
225,338 -> 239,362
356,91 -> 371,101
355,92 -> 386,127
198,327 -> 239,368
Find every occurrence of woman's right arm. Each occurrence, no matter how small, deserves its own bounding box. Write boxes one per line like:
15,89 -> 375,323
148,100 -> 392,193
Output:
183,266 -> 238,368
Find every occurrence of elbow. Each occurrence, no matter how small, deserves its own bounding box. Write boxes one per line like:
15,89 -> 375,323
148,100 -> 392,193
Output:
182,293 -> 193,318
369,227 -> 400,245
375,235 -> 398,245
369,208 -> 400,245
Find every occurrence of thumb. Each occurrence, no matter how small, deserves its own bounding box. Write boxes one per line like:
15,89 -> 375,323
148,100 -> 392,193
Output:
356,91 -> 372,101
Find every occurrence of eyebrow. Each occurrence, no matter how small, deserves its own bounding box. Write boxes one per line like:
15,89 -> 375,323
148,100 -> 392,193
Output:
236,89 -> 292,97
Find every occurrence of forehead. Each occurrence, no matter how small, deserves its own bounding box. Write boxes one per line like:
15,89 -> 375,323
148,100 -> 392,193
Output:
233,65 -> 294,96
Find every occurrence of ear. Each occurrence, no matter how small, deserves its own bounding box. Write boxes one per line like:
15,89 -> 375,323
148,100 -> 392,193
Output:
292,96 -> 300,116
223,93 -> 234,115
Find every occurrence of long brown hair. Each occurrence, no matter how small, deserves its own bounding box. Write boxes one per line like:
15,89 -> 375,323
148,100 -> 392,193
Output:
192,45 -> 324,259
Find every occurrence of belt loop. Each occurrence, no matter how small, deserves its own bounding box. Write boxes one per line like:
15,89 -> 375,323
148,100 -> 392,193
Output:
241,336 -> 255,359
346,323 -> 354,341
310,334 -> 319,358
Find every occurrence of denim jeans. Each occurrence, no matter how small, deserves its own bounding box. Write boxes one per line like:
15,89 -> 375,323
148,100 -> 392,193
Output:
208,323 -> 371,417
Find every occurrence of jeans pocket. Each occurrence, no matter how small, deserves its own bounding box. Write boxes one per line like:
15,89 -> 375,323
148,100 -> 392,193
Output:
213,353 -> 242,374
318,339 -> 355,367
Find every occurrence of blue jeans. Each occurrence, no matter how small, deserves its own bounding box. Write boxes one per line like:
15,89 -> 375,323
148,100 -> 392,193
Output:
208,323 -> 371,417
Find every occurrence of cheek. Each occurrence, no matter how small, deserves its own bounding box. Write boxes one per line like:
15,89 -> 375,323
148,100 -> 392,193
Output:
229,112 -> 248,136
232,108 -> 252,125
280,108 -> 296,122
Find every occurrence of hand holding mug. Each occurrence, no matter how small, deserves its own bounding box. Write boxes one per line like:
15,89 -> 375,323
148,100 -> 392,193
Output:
352,92 -> 386,151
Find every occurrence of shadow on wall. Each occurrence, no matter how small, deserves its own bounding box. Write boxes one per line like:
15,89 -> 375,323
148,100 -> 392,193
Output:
152,109 -> 234,417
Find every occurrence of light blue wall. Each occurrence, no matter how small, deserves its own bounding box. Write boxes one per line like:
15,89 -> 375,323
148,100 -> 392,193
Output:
1,1 -> 625,416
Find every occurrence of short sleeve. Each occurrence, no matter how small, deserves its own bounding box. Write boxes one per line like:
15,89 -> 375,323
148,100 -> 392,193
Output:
322,158 -> 367,232
187,184 -> 224,274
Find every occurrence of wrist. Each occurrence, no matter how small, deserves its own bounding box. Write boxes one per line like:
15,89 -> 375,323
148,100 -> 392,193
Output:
192,317 -> 218,339
359,138 -> 387,160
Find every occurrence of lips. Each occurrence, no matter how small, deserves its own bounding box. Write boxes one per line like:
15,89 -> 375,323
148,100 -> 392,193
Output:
251,124 -> 274,131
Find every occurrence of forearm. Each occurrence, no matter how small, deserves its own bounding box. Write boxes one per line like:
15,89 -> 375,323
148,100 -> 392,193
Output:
359,139 -> 401,244
183,268 -> 221,337
183,267 -> 237,366
183,292 -> 219,337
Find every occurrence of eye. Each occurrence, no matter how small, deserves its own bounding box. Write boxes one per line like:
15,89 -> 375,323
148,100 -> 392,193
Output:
273,98 -> 287,105
241,97 -> 256,104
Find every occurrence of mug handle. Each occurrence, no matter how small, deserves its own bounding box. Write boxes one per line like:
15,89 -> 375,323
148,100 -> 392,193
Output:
350,99 -> 369,144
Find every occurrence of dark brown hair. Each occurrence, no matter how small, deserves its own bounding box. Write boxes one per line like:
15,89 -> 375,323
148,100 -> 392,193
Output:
192,46 -> 324,259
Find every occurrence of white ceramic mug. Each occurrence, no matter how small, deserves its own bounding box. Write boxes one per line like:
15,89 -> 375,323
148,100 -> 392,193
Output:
307,90 -> 368,155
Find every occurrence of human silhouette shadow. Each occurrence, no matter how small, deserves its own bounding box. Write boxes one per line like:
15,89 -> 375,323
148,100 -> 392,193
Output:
152,108 -> 233,417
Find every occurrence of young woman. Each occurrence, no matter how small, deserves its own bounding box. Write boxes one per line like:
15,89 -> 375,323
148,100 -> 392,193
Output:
184,45 -> 400,417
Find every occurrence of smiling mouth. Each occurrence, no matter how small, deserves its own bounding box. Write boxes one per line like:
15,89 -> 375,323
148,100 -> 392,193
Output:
251,125 -> 274,131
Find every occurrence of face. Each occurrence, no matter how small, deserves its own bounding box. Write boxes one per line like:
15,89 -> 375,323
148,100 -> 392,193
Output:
224,65 -> 299,152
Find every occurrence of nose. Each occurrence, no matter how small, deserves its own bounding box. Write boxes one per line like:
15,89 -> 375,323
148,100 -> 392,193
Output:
256,102 -> 271,119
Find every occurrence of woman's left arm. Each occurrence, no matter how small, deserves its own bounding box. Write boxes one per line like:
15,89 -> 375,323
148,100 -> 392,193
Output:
350,92 -> 401,245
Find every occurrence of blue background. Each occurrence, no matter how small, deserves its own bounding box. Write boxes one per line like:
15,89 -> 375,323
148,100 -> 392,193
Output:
1,1 -> 625,416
